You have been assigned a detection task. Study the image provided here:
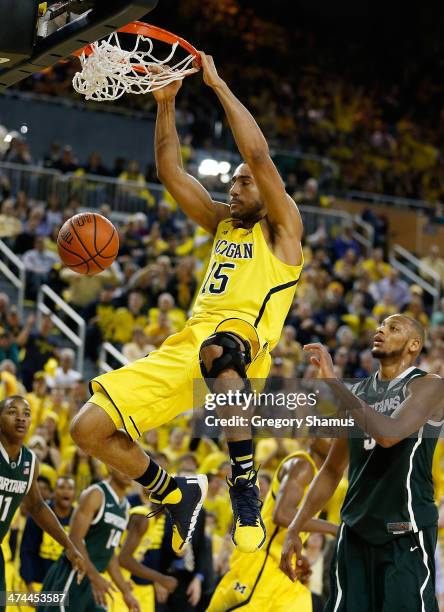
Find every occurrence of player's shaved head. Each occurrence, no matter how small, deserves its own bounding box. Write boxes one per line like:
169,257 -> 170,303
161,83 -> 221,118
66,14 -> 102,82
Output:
391,314 -> 426,351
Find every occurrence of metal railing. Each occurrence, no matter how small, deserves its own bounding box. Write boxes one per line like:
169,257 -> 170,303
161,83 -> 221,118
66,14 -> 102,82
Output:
300,204 -> 375,255
99,342 -> 129,373
0,238 -> 26,315
36,284 -> 86,372
389,244 -> 442,311
343,190 -> 434,212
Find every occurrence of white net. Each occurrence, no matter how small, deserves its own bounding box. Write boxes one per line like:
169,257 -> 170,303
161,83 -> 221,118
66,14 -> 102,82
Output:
72,31 -> 198,101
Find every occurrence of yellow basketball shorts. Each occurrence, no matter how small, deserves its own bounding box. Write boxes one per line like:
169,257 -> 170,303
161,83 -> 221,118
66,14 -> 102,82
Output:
207,551 -> 312,611
90,317 -> 271,440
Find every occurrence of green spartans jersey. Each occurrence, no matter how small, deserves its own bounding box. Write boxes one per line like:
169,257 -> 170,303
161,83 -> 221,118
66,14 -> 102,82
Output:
85,480 -> 129,572
341,367 -> 441,544
0,441 -> 35,542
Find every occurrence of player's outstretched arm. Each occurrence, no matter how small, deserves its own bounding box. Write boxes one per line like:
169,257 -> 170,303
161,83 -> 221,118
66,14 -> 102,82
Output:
152,79 -> 229,235
280,439 -> 348,582
23,459 -> 85,581
68,487 -> 117,606
107,554 -> 141,612
118,514 -> 178,593
304,343 -> 444,447
199,52 -> 303,244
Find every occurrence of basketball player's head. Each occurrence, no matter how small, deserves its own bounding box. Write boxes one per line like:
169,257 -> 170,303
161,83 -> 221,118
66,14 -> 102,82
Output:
229,163 -> 266,226
0,395 -> 31,442
108,466 -> 132,489
372,315 -> 425,363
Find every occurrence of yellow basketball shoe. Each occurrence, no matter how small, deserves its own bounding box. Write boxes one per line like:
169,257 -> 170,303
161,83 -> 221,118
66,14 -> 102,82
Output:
228,469 -> 266,553
149,474 -> 208,554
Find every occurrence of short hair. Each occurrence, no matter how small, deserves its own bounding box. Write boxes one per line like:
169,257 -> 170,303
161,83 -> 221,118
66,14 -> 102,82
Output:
0,395 -> 28,414
399,315 -> 426,349
37,475 -> 52,489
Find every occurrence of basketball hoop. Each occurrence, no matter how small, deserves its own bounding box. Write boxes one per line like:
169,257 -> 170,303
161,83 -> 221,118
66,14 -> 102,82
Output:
72,22 -> 200,101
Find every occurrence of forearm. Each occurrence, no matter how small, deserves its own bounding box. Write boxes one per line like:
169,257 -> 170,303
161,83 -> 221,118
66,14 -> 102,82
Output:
155,100 -> 183,177
118,553 -> 167,584
329,380 -> 415,442
289,469 -> 342,533
301,518 -> 338,537
69,535 -> 99,581
211,81 -> 269,162
107,556 -> 130,594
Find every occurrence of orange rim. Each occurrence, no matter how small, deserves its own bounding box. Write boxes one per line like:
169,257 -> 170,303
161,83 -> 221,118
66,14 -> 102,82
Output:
73,21 -> 201,67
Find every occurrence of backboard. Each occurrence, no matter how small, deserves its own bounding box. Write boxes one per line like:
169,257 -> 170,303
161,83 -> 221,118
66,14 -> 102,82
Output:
0,0 -> 158,91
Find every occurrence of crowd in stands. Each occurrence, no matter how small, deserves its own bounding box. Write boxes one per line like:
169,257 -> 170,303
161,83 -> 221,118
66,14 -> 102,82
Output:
0,145 -> 444,605
6,2 -> 444,208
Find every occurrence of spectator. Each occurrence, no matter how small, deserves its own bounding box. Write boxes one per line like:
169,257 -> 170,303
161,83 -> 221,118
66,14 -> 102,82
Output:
371,268 -> 410,309
272,325 -> 303,377
83,285 -> 117,360
20,476 -> 76,590
148,292 -> 186,333
163,427 -> 188,468
420,245 -> 444,288
23,235 -> 58,300
122,328 -> 154,363
111,290 -> 149,345
118,159 -> 155,207
360,248 -> 391,282
77,152 -> 109,177
0,198 -> 22,246
46,348 -> 82,390
0,329 -> 19,365
60,263 -> 119,309
167,257 -> 198,311
17,314 -> 59,391
332,225 -> 361,260
354,349 -> 377,377
52,145 -> 78,173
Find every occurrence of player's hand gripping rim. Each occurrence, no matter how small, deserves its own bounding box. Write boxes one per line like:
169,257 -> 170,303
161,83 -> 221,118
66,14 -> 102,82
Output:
280,528 -> 311,583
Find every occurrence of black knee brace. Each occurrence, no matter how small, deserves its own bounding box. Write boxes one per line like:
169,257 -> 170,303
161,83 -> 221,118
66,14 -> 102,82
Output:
199,331 -> 252,391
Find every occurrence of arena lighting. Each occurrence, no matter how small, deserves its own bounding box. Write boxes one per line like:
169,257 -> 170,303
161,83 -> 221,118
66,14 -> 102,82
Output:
3,131 -> 19,143
220,174 -> 231,184
218,161 -> 231,174
198,158 -> 232,177
198,158 -> 220,176
20,125 -> 28,134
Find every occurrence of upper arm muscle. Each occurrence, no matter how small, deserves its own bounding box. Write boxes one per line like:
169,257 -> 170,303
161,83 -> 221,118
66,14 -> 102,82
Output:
70,487 -> 103,541
160,169 -> 229,234
248,152 -> 302,236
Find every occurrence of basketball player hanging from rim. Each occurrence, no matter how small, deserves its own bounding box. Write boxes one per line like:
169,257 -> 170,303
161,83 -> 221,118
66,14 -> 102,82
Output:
70,52 -> 304,555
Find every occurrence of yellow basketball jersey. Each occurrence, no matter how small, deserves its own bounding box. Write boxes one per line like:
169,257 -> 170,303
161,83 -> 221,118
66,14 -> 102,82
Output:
263,450 -> 318,564
191,219 -> 303,352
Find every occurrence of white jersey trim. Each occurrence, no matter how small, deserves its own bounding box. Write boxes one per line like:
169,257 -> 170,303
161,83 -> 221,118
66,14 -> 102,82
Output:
418,530 -> 431,612
333,523 -> 345,612
60,569 -> 76,612
406,426 -> 424,532
90,484 -> 106,525
25,449 -> 36,495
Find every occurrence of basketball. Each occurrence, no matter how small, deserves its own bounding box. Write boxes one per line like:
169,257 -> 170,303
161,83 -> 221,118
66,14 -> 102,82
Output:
57,212 -> 119,275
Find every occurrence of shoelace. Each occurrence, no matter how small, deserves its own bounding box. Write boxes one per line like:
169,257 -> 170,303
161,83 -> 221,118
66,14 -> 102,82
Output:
231,477 -> 263,527
146,504 -> 165,520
